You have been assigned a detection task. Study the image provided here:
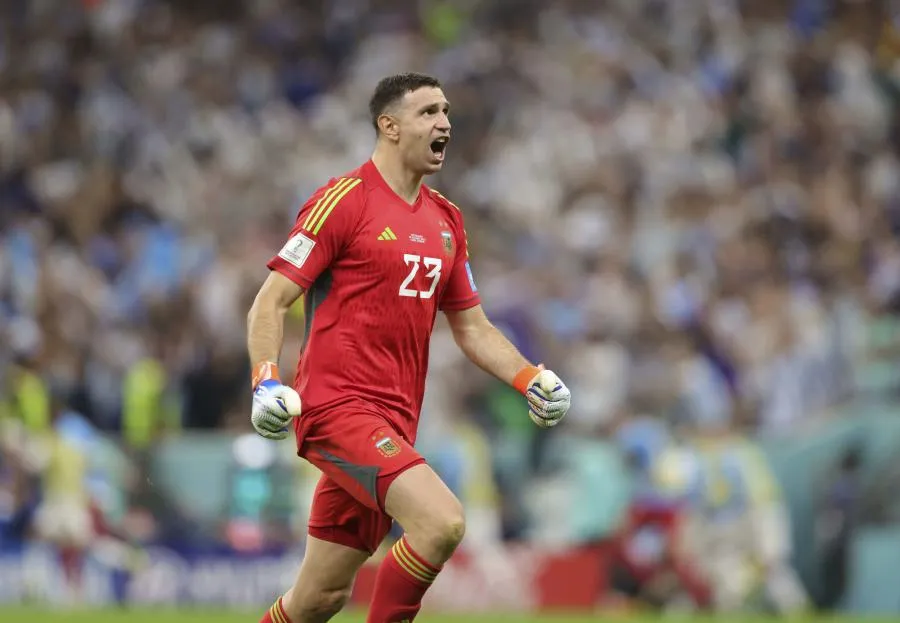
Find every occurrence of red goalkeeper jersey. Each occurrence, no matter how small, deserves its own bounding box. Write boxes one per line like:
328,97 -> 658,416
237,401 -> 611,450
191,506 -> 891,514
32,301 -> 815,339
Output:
267,160 -> 480,443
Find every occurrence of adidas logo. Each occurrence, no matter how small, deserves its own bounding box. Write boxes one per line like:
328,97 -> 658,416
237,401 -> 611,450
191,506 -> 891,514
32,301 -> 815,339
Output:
377,227 -> 397,241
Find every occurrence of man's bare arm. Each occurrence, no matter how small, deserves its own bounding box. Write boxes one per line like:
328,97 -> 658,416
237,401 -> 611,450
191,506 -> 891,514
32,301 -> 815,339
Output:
446,304 -> 570,427
444,305 -> 537,389
247,271 -> 305,381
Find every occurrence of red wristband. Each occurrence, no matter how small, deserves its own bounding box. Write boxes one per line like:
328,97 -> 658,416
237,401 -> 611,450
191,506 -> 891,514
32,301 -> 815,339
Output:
252,361 -> 280,389
512,365 -> 541,395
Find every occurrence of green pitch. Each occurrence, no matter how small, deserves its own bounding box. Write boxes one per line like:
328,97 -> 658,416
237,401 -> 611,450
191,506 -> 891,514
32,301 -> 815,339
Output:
0,610 -> 607,623
0,608 -> 892,623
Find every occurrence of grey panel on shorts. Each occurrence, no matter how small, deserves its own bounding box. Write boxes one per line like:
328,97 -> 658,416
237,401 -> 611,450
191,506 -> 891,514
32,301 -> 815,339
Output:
315,447 -> 381,503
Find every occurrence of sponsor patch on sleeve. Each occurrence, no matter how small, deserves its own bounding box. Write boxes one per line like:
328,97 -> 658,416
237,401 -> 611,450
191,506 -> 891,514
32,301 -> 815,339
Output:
465,261 -> 477,292
278,232 -> 316,269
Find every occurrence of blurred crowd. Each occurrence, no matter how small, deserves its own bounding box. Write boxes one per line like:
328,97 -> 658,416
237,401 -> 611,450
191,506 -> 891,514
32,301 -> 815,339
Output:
3,0 -> 900,613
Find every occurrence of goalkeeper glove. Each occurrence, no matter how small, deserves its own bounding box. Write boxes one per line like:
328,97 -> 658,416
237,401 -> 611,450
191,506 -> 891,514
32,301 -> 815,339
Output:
513,364 -> 571,428
250,362 -> 302,440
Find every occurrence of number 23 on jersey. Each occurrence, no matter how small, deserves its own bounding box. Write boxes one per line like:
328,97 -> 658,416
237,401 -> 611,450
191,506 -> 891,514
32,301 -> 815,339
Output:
399,254 -> 442,299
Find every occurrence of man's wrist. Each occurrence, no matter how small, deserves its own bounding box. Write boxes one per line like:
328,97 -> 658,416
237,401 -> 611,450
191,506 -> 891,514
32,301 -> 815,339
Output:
512,364 -> 541,395
252,361 -> 280,390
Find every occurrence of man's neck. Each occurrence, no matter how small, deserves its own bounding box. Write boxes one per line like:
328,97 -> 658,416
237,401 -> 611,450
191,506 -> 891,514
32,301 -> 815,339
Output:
371,147 -> 422,205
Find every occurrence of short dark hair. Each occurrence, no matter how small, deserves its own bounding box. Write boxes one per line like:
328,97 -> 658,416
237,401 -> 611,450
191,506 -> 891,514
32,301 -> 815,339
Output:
369,73 -> 442,132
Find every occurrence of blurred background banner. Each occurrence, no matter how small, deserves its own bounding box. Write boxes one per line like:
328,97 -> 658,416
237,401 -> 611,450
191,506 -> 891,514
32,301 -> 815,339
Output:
3,0 -> 900,616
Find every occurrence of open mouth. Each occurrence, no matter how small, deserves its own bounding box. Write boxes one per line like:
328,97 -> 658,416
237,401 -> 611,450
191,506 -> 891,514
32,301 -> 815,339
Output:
430,136 -> 449,160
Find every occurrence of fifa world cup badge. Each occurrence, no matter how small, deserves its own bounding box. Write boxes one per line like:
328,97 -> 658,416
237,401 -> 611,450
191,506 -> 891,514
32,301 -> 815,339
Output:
375,435 -> 401,457
441,231 -> 454,256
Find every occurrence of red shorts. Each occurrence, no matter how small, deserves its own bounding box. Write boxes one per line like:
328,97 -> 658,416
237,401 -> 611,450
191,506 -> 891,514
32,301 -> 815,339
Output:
298,411 -> 425,554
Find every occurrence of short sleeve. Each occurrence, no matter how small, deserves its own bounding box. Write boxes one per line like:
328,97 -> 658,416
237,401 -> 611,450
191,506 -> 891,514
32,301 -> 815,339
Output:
267,177 -> 363,288
439,208 -> 481,311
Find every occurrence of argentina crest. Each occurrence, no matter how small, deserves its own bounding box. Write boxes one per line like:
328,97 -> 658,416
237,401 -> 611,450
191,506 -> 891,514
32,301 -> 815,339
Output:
374,435 -> 401,457
441,230 -> 454,256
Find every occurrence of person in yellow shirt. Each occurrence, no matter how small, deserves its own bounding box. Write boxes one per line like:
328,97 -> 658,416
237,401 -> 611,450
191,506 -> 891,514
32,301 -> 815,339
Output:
671,431 -> 809,613
30,397 -> 95,605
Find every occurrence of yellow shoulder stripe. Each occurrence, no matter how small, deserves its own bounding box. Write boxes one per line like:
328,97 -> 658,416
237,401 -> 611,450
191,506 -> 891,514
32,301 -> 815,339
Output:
303,177 -> 362,234
431,189 -> 470,256
431,189 -> 460,211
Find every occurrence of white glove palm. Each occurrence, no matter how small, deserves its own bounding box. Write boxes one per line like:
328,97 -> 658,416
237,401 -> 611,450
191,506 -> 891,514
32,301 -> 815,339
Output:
524,369 -> 571,428
251,380 -> 302,440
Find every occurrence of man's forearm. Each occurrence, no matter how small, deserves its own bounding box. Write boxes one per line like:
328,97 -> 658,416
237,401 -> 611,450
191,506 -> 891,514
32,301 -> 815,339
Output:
448,306 -> 570,425
247,274 -> 305,384
247,301 -> 288,369
456,324 -> 533,388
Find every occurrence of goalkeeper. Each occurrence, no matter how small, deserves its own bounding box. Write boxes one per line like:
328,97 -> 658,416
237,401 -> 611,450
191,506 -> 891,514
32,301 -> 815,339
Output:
246,72 -> 571,623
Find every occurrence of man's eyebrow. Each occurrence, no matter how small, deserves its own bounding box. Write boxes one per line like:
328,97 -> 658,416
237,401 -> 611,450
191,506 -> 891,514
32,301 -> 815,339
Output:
419,101 -> 451,112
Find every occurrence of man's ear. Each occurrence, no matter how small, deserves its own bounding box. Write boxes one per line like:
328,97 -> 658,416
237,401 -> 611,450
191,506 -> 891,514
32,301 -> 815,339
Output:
377,113 -> 400,142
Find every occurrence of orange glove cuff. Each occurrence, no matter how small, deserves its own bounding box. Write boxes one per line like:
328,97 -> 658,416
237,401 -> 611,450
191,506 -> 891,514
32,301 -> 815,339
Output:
512,365 -> 541,395
252,361 -> 280,389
